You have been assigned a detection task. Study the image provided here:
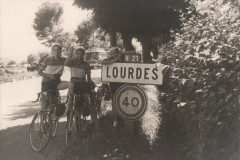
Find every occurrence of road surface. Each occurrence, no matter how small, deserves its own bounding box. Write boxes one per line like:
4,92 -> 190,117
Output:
0,69 -> 101,130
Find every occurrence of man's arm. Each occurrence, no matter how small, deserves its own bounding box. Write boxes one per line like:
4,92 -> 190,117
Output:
38,65 -> 47,77
86,63 -> 91,82
64,53 -> 73,66
86,72 -> 91,82
101,54 -> 120,64
38,59 -> 56,80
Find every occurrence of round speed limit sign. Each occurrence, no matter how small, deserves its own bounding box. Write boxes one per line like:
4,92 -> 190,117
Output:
113,84 -> 147,121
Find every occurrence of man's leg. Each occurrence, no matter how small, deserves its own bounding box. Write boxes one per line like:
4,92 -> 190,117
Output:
40,92 -> 49,110
38,92 -> 49,131
66,83 -> 74,120
111,93 -> 119,127
57,81 -> 71,90
109,83 -> 119,127
83,94 -> 100,131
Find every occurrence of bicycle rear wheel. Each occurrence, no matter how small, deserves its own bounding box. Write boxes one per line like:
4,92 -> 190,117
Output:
50,118 -> 58,138
29,112 -> 52,152
50,106 -> 58,138
65,110 -> 81,147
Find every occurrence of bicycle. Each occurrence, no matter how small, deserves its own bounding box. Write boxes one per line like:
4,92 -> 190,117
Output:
29,90 -> 65,152
65,91 -> 94,147
96,83 -> 110,105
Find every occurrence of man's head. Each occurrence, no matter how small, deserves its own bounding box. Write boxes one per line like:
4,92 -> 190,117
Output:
51,43 -> 62,59
107,47 -> 119,58
75,46 -> 85,60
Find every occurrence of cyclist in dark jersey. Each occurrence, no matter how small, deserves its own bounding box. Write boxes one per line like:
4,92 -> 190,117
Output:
101,47 -> 123,127
38,43 -> 70,110
65,46 -> 100,131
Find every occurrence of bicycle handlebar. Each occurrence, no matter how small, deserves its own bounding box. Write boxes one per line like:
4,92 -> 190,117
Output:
33,93 -> 41,102
32,90 -> 59,103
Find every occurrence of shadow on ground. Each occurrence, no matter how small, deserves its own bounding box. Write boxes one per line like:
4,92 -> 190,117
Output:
5,95 -> 68,120
0,114 -> 166,160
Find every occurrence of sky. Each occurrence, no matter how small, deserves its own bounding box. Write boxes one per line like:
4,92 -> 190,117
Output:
0,0 -> 91,62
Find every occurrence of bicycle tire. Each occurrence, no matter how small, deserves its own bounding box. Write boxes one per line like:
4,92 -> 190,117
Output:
29,112 -> 52,152
50,118 -> 58,138
50,105 -> 58,138
78,114 -> 90,139
96,88 -> 103,114
65,110 -> 81,147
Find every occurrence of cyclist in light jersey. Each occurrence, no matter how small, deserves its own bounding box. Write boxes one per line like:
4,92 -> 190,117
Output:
38,43 -> 70,110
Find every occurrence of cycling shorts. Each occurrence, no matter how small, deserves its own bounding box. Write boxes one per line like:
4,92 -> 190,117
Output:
72,82 -> 91,94
41,81 -> 61,92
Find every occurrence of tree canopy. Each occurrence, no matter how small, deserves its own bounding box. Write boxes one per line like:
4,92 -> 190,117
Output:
73,0 -> 190,62
33,2 -> 64,47
74,19 -> 94,48
33,2 -> 77,54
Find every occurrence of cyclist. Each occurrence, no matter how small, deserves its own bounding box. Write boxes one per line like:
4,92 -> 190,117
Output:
101,47 -> 124,127
38,43 -> 70,110
65,46 -> 100,131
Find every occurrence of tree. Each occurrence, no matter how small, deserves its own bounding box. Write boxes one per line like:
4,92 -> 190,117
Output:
73,0 -> 190,62
27,54 -> 38,65
33,2 -> 78,53
7,60 -> 16,66
33,2 -> 64,47
75,19 -> 94,48
75,19 -> 111,49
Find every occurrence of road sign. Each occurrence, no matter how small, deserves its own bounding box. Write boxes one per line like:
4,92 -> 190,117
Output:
102,63 -> 163,85
113,84 -> 147,121
123,54 -> 141,63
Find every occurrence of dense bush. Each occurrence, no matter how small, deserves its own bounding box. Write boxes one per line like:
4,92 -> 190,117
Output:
157,0 -> 240,160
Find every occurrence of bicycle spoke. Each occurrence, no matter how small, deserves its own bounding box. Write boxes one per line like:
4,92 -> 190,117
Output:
29,113 -> 51,152
66,111 -> 81,147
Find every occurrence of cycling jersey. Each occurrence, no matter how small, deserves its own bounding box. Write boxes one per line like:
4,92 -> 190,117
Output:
66,59 -> 91,83
41,56 -> 66,82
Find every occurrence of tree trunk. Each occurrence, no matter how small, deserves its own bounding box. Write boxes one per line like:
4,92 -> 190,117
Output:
122,33 -> 134,51
141,37 -> 152,63
110,31 -> 117,47
151,43 -> 159,59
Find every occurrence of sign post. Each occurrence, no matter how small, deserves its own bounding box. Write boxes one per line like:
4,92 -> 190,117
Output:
101,62 -> 163,135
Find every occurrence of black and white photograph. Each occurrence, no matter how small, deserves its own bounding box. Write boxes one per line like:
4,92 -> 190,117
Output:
0,0 -> 239,160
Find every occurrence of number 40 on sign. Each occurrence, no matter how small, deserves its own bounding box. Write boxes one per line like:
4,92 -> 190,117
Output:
113,84 -> 147,121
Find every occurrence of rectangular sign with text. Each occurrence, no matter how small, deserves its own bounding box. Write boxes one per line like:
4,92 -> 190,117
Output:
101,63 -> 163,85
123,54 -> 141,63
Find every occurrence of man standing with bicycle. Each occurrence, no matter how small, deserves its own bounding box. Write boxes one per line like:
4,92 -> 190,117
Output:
65,46 -> 100,131
101,47 -> 123,127
38,43 -> 70,110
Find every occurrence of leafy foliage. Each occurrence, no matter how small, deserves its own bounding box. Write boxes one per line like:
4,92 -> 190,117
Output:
33,2 -> 63,47
75,19 -> 111,49
33,2 -> 77,50
157,0 -> 240,159
75,19 -> 94,48
27,54 -> 38,65
73,0 -> 190,61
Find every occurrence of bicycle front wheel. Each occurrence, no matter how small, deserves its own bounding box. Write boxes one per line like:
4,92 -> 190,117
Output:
65,110 -> 81,147
29,112 -> 52,152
